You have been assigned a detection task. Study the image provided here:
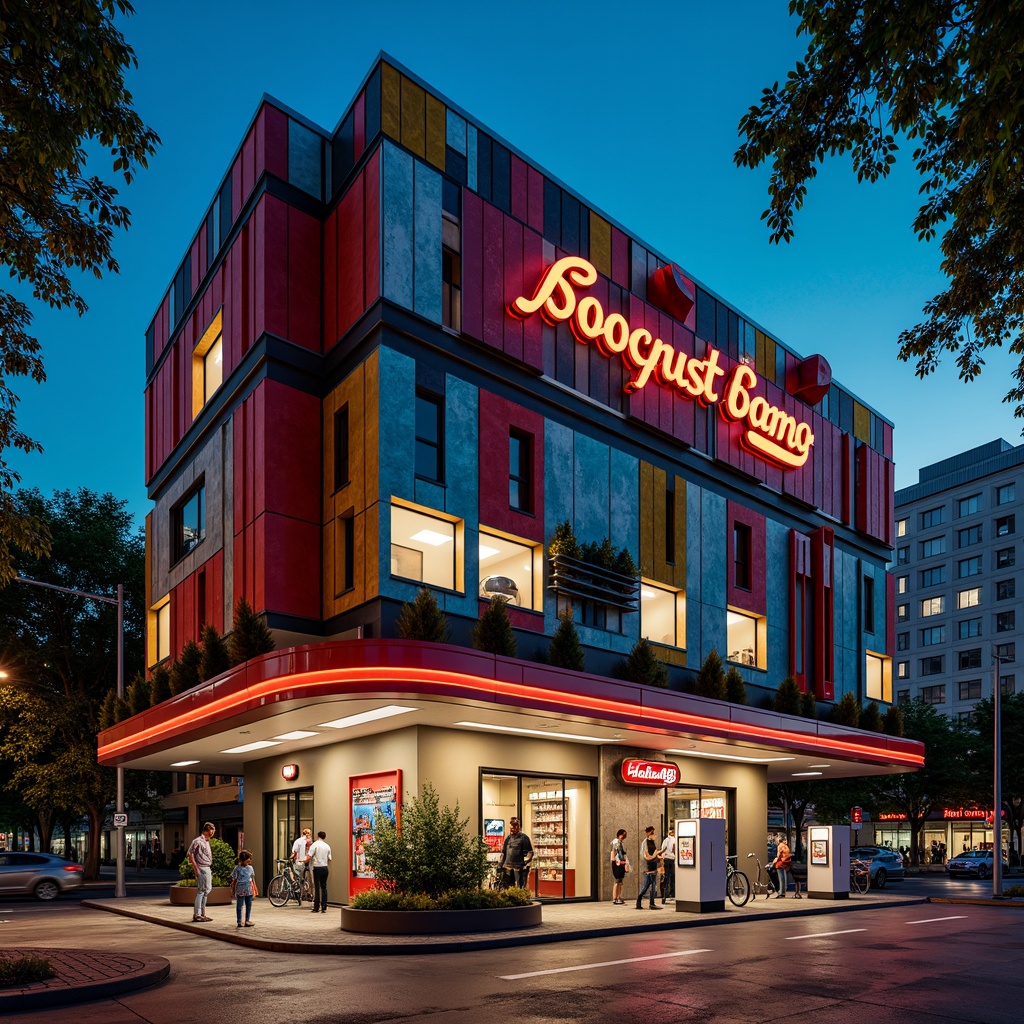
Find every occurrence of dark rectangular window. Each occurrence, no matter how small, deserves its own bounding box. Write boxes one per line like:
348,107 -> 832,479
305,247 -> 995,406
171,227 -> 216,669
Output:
442,178 -> 461,332
997,483 -> 1015,505
921,506 -> 945,528
958,525 -> 983,547
958,618 -> 982,639
414,391 -> 443,483
920,626 -> 945,646
997,547 -> 1016,568
996,642 -> 1016,660
334,406 -> 349,491
959,679 -> 982,701
897,689 -> 910,704
172,482 -> 205,564
219,775 -> 232,784
920,566 -> 946,587
997,515 -> 1016,537
665,486 -> 676,565
175,773 -> 187,792
920,657 -> 944,677
863,575 -> 875,633
921,683 -> 946,703
959,494 -> 982,517
958,648 -> 982,670
897,632 -> 909,651
897,546 -> 909,565
509,429 -> 532,513
194,774 -> 204,789
997,610 -> 1016,632
343,515 -> 355,592
1001,674 -> 1016,695
734,522 -> 752,591
996,578 -> 1016,601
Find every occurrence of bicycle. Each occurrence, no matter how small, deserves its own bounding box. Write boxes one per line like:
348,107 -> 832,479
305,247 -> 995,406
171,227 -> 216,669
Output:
850,857 -> 870,894
268,858 -> 314,907
725,855 -> 751,906
746,852 -> 777,899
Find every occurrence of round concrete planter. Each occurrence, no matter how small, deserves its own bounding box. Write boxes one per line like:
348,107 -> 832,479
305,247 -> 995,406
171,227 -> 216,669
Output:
169,883 -> 234,906
340,901 -> 542,934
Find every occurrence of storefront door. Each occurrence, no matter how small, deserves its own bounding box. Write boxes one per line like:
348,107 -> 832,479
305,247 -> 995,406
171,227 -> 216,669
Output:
481,771 -> 593,901
264,788 -> 313,886
666,785 -> 735,853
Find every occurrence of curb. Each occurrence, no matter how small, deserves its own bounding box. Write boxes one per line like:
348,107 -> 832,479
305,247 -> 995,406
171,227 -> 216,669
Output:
927,896 -> 1024,908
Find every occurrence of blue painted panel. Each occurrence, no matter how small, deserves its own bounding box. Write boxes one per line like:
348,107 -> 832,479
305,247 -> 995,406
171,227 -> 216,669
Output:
573,433 -> 610,544
544,420 -> 575,625
765,521 -> 790,684
701,602 -> 727,665
609,448 -> 639,564
631,241 -> 648,299
376,346 -> 416,505
467,126 -> 478,191
382,142 -> 414,310
446,110 -> 467,155
441,376 -> 479,618
414,161 -> 443,324
766,623 -> 788,687
288,120 -> 322,199
700,490 -> 727,611
577,624 -> 633,656
685,483 -> 702,654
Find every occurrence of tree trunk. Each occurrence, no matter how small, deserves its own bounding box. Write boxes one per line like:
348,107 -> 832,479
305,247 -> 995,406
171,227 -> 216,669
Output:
36,810 -> 54,852
83,802 -> 104,881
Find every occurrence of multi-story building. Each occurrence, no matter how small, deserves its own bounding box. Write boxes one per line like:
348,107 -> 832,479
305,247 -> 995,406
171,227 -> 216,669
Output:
99,56 -> 921,901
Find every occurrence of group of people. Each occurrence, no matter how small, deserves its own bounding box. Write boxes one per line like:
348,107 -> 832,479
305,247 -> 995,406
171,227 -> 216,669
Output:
185,821 -> 333,926
610,826 -> 794,904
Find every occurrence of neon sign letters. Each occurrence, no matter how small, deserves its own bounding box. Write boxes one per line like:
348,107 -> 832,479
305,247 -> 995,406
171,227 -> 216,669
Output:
509,257 -> 815,469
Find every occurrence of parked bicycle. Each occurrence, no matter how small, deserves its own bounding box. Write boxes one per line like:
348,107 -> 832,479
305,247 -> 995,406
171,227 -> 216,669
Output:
268,857 -> 314,907
746,851 -> 777,899
850,857 -> 870,894
725,854 -> 751,906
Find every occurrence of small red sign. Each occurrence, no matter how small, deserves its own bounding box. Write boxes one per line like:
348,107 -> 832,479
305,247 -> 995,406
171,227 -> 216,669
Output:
851,806 -> 862,824
620,759 -> 680,787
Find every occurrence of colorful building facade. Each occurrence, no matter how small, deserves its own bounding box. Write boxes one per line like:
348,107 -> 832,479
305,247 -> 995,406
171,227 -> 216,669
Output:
99,56 -> 919,901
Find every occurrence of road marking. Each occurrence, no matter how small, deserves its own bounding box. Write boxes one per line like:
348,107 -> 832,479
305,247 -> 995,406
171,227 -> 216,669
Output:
785,928 -> 866,940
905,915 -> 969,924
501,948 -> 712,979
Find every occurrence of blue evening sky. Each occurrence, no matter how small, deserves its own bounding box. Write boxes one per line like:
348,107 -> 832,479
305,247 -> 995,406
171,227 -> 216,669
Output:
9,2 -> 1021,527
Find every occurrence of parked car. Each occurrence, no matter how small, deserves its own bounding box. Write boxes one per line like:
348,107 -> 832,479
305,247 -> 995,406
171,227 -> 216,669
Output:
0,851 -> 84,900
850,846 -> 905,889
946,849 -> 1008,879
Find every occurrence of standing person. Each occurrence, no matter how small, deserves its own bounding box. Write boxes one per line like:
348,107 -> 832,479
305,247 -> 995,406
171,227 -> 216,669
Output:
635,825 -> 662,910
230,849 -> 256,928
290,827 -> 312,895
610,829 -> 629,904
772,835 -> 792,898
660,827 -> 677,904
187,822 -> 216,922
498,817 -> 534,888
306,830 -> 332,913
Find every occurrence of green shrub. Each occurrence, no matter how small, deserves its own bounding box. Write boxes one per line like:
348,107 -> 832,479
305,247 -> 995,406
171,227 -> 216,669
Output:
774,676 -> 802,715
623,637 -> 669,687
177,836 -> 237,887
548,612 -> 585,671
0,957 -> 56,987
349,886 -> 533,911
229,597 -> 276,665
694,649 -> 726,699
547,520 -> 580,560
199,623 -> 231,681
725,666 -> 747,704
1004,884 -> 1024,898
395,588 -> 451,643
471,596 -> 517,656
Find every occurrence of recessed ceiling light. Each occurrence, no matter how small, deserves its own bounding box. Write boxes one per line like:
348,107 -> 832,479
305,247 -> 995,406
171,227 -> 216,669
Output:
170,760 -> 200,767
666,749 -> 796,764
273,730 -> 321,740
791,771 -> 823,777
808,764 -> 831,768
220,740 -> 281,754
479,545 -> 501,559
410,529 -> 451,546
318,705 -> 417,729
455,721 -> 605,742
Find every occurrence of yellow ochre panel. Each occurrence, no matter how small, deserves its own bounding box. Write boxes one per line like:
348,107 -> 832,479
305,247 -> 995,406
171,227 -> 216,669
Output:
590,213 -> 611,278
425,94 -> 446,171
400,76 -> 426,159
381,63 -> 401,141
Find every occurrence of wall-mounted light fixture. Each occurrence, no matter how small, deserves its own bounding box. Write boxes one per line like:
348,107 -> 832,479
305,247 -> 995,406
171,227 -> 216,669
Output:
282,763 -> 299,782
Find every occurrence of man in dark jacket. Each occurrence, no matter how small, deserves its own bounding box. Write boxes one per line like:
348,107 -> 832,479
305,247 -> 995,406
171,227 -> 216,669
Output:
499,817 -> 534,887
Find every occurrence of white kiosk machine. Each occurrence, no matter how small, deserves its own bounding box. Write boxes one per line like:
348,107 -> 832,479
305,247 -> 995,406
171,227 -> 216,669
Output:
805,824 -> 851,899
675,817 -> 726,913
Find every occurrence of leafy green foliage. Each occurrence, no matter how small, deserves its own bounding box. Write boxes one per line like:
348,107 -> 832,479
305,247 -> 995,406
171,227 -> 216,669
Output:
169,640 -> 202,695
799,689 -> 817,719
773,676 -> 802,715
364,783 -> 489,898
883,705 -> 904,736
149,663 -> 171,706
471,596 -> 517,657
547,520 -> 580,559
694,648 -> 726,699
724,666 -> 747,705
228,597 -> 275,665
395,588 -> 451,643
0,3 -> 159,583
124,672 -> 151,717
858,701 -> 884,733
623,637 -> 669,688
735,2 -> 1024,417
177,836 -> 237,887
0,956 -> 55,987
199,624 -> 230,681
830,692 -> 861,726
349,885 -> 532,911
548,612 -> 585,671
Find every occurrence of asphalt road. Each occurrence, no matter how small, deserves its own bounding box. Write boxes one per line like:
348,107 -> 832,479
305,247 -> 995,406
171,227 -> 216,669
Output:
2,878 -> 1021,1024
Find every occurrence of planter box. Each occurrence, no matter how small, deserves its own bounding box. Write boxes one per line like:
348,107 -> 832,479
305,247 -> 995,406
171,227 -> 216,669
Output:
340,901 -> 542,935
169,884 -> 234,906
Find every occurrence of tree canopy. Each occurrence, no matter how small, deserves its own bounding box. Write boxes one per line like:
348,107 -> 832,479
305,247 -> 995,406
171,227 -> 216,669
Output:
735,1 -> 1024,418
0,2 -> 159,583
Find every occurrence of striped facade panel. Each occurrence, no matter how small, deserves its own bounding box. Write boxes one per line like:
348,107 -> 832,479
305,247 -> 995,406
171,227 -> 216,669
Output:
510,155 -> 528,222
354,90 -> 366,159
170,549 -> 225,657
727,500 -> 767,617
425,93 -> 446,171
400,76 -> 426,159
527,166 -> 544,233
413,161 -> 442,324
610,227 -> 629,288
287,203 -> 322,349
260,103 -> 289,183
462,190 -> 483,341
638,463 -> 687,590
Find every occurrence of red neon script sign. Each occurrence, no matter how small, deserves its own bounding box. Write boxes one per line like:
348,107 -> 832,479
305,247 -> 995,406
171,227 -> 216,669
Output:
620,758 -> 681,787
509,257 -> 815,469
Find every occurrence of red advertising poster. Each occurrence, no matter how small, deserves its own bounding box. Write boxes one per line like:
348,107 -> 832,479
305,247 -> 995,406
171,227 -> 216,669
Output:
349,770 -> 401,896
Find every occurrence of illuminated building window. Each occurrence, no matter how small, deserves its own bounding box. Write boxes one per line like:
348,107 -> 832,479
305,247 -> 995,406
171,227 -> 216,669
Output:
149,597 -> 171,667
191,311 -> 223,417
897,575 -> 908,595
442,177 -> 461,332
171,482 -> 205,564
896,518 -> 907,537
641,580 -> 686,649
478,529 -> 541,611
897,661 -> 909,679
957,587 -> 981,608
897,603 -> 909,621
727,608 -> 764,668
390,502 -> 461,592
865,651 -> 891,702
920,596 -> 944,617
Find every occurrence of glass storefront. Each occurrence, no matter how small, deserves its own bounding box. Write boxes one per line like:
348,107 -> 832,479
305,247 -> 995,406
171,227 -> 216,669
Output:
481,770 -> 594,900
667,785 -> 734,852
264,788 -> 313,884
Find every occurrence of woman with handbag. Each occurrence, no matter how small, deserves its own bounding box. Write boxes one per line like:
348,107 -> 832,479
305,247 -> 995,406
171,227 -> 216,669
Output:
610,829 -> 629,905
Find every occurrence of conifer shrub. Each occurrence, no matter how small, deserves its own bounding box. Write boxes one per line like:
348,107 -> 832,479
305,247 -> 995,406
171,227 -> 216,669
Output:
725,666 -> 747,704
858,700 -> 883,732
830,691 -> 861,726
774,676 -> 802,715
694,649 -> 726,699
883,704 -> 904,736
199,623 -> 231,681
623,637 -> 669,688
149,663 -> 172,705
395,588 -> 451,643
799,689 -> 817,719
548,612 -> 585,671
471,596 -> 517,656
169,640 -> 202,695
228,597 -> 276,665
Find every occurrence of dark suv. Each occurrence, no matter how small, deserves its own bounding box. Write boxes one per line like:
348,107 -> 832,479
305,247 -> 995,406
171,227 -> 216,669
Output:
0,851 -> 84,900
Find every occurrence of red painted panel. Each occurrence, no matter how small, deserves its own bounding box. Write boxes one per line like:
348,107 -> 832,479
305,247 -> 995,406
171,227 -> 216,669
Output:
264,104 -> 289,181
510,155 -> 528,222
241,129 -> 256,210
354,91 -> 366,159
882,421 -> 893,460
230,157 -> 243,220
727,500 -> 767,616
262,381 -> 321,523
886,570 -> 895,659
527,167 -> 544,233
337,173 -> 364,339
521,228 -> 544,370
261,196 -> 289,339
462,190 -> 484,341
503,215 -> 524,363
658,313 -> 674,438
263,513 -> 321,619
363,149 -> 381,307
482,203 -> 504,348
324,207 -> 338,350
477,391 -> 545,542
288,206 -> 321,350
611,227 -> 629,288
810,526 -> 835,700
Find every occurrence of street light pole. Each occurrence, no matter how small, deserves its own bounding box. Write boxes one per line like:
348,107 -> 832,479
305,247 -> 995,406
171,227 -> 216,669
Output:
993,651 -> 1005,899
15,576 -> 126,898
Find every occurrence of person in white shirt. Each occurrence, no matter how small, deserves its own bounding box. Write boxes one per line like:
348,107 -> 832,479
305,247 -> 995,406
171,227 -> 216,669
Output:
660,829 -> 677,903
305,830 -> 332,913
290,828 -> 312,895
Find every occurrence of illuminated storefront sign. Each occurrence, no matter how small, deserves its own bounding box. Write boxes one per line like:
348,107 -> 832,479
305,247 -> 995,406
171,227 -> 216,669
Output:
509,257 -> 815,469
620,758 -> 681,787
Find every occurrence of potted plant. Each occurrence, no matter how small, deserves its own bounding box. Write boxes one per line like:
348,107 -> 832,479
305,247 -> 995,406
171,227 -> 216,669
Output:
169,836 -> 237,906
341,783 -> 541,934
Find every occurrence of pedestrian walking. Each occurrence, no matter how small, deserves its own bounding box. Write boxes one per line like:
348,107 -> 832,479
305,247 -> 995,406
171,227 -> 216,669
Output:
230,849 -> 256,928
610,829 -> 629,904
771,836 -> 792,897
660,827 -> 676,903
187,822 -> 216,922
291,827 -> 312,893
306,830 -> 332,912
498,817 -> 534,888
635,825 -> 662,910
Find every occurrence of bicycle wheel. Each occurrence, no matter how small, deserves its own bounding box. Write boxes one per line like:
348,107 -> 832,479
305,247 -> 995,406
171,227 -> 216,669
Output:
850,866 -> 869,894
727,869 -> 751,906
268,874 -> 291,907
301,875 -> 313,902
